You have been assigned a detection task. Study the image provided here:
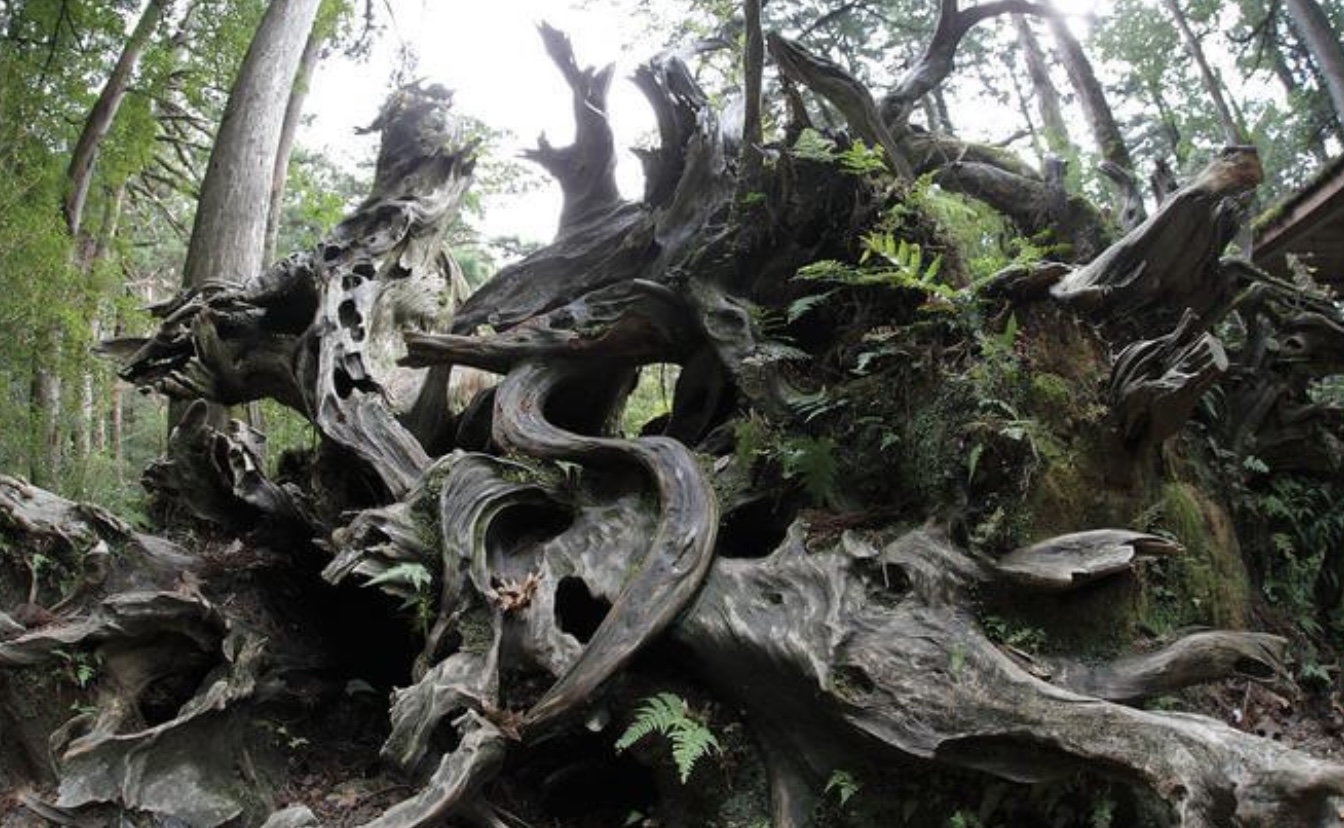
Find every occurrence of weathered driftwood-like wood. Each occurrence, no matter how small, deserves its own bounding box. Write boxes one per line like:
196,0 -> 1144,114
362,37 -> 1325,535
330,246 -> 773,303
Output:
403,280 -> 697,375
143,400 -> 311,536
1111,309 -> 1230,446
0,478 -> 276,827
877,0 -> 1050,130
493,360 -> 719,733
677,528 -> 1341,828
1100,158 -> 1147,230
1045,631 -> 1290,702
524,24 -> 621,231
768,31 -> 1110,263
767,34 -> 914,179
994,528 -> 1182,590
1048,146 -> 1262,332
114,83 -> 475,498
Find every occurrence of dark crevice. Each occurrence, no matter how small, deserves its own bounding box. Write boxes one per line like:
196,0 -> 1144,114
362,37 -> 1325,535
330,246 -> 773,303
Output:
134,638 -> 217,725
543,366 -> 637,437
338,299 -> 361,330
715,496 -> 796,559
487,502 -> 573,554
555,576 -> 611,643
502,729 -> 658,821
312,579 -> 418,690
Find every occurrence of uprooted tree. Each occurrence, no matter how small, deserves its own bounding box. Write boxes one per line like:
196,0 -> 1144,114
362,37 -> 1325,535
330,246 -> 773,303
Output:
5,5 -> 1344,827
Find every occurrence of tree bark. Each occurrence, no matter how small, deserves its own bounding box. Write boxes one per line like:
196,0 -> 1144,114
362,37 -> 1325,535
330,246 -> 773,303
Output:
64,0 -> 167,239
1161,0 -> 1245,143
182,0 -> 323,290
175,0 -> 321,432
1283,0 -> 1344,127
1046,11 -> 1134,171
263,17 -> 325,265
1013,14 -> 1070,154
25,15 -> 1344,828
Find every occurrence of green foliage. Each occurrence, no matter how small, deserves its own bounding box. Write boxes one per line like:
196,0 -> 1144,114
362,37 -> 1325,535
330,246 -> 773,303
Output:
797,232 -> 947,300
733,413 -> 770,470
615,692 -> 720,783
789,128 -> 841,163
365,562 -> 435,634
980,616 -> 1047,652
621,364 -> 679,436
837,142 -> 887,176
947,809 -> 982,828
778,435 -> 839,507
1251,476 -> 1344,631
785,289 -> 837,324
825,769 -> 861,806
276,148 -> 368,253
55,648 -> 99,689
365,561 -> 433,592
787,129 -> 887,176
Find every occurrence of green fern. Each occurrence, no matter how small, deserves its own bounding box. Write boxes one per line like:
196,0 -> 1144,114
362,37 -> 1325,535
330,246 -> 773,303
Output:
615,692 -> 720,783
780,436 -> 840,507
364,562 -> 433,598
790,128 -> 838,163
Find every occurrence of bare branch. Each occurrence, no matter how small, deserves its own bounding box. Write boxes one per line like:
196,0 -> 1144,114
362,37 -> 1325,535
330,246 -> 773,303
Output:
881,0 -> 1050,127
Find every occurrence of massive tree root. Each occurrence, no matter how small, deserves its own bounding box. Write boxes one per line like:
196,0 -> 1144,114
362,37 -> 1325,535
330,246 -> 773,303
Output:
8,13 -> 1344,828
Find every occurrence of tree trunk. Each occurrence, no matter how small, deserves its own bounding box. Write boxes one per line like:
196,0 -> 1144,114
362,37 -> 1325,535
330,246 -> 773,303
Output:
73,185 -> 125,474
182,0 -> 322,291
1047,12 -> 1134,171
1161,0 -> 1244,143
1283,0 -> 1344,127
263,17 -> 325,265
63,0 -> 166,239
27,350 -> 60,489
1014,14 -> 1070,154
1265,19 -> 1335,156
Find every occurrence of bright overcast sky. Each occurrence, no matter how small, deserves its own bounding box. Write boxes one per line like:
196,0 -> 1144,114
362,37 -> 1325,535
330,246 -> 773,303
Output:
303,0 -> 659,245
302,0 -> 1116,246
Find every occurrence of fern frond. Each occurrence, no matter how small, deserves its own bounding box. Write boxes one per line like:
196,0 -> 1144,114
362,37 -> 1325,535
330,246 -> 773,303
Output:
615,692 -> 720,783
669,720 -> 720,783
364,562 -> 432,592
614,692 -> 687,751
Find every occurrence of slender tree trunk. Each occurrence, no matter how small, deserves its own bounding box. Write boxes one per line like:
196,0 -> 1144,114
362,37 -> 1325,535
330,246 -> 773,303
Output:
1161,0 -> 1244,143
920,95 -> 941,132
45,0 -> 166,490
1004,58 -> 1043,155
1142,79 -> 1185,164
74,185 -> 125,475
1283,0 -> 1344,127
932,87 -> 954,133
263,18 -> 324,265
28,351 -> 60,488
1014,14 -> 1070,154
1047,12 -> 1134,171
734,0 -> 764,208
64,0 -> 166,238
